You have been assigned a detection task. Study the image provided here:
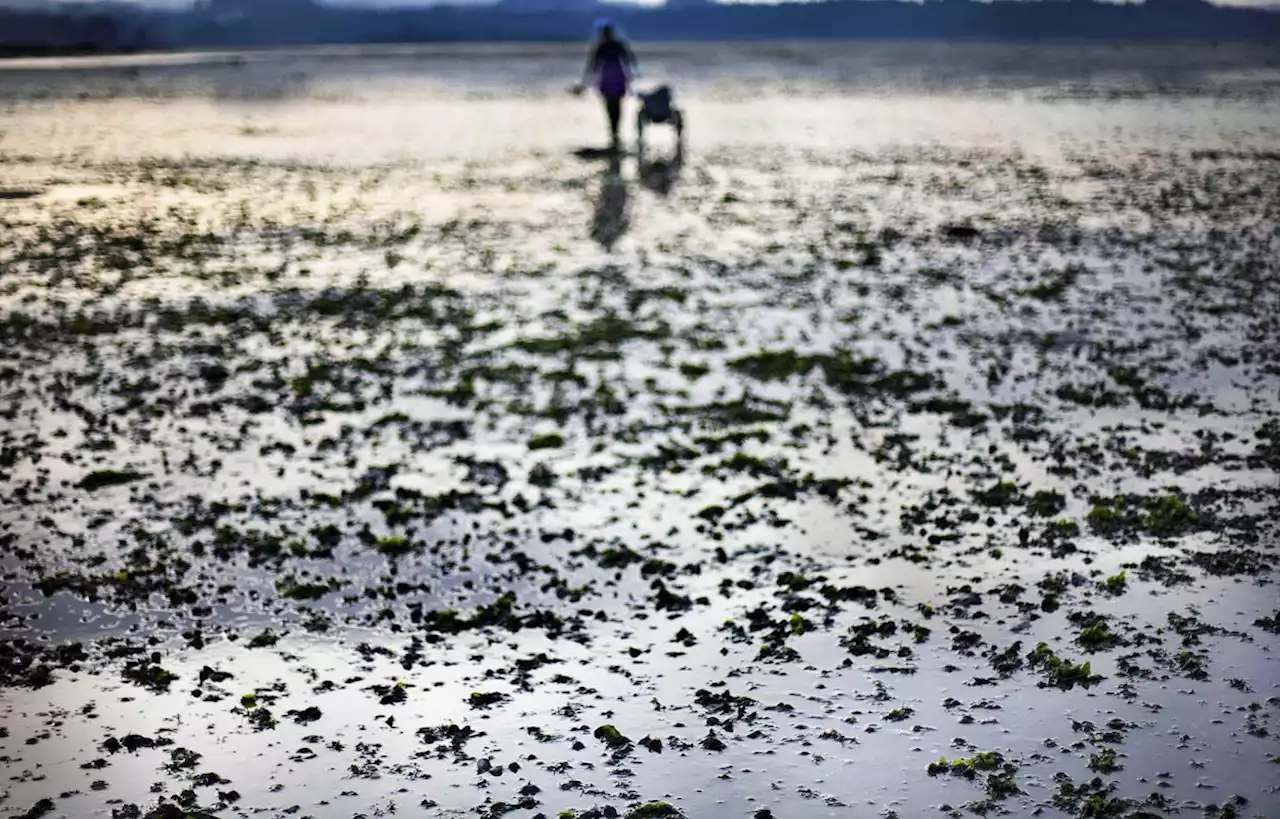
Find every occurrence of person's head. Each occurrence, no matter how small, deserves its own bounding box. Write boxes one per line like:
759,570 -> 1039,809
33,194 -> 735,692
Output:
595,18 -> 615,41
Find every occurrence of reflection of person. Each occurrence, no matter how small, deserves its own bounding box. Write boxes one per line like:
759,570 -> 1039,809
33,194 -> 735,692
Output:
576,19 -> 637,147
590,154 -> 629,250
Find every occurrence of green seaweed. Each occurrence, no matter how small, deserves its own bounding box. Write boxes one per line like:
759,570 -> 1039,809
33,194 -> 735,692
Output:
627,803 -> 683,819
375,536 -> 417,556
528,433 -> 566,450
928,751 -> 1005,778
77,470 -> 147,491
1102,571 -> 1127,594
1026,643 -> 1103,690
275,578 -> 334,600
247,631 -> 279,649
594,724 -> 631,749
469,691 -> 508,709
1088,748 -> 1122,774
1077,618 -> 1116,650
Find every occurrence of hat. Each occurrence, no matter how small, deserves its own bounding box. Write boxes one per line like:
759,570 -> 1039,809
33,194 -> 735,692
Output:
595,17 -> 613,31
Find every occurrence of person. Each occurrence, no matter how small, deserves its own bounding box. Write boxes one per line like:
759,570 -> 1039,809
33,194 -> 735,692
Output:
576,19 -> 637,148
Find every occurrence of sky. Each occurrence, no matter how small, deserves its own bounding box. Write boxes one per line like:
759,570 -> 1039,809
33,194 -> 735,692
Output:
1,0 -> 1274,9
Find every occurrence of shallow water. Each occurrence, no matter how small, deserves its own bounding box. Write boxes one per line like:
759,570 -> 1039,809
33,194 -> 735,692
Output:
1,41 -> 1278,819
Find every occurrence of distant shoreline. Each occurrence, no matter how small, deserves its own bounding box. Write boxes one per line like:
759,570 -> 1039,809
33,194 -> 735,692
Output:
0,44 -> 143,60
4,0 -> 1278,63
1,35 -> 1275,65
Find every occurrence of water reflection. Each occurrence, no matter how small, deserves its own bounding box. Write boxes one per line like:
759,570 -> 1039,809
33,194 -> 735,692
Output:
208,60 -> 314,102
638,139 -> 683,197
589,153 -> 629,250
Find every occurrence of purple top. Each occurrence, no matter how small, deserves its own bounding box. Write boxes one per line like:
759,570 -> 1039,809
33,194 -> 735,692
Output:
590,40 -> 634,97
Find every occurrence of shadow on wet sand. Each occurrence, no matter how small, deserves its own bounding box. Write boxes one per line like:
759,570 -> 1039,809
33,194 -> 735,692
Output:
589,153 -> 629,251
638,139 -> 684,197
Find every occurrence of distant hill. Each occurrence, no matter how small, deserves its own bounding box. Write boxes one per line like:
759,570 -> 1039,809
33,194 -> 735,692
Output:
2,0 -> 1278,58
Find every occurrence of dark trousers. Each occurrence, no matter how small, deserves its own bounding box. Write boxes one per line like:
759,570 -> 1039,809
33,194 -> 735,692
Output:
603,94 -> 623,141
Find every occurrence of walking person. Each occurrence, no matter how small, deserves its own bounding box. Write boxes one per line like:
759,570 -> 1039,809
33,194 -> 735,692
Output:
574,19 -> 638,149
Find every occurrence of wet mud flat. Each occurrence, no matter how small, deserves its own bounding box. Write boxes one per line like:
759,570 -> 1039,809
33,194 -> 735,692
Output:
1,44 -> 1279,819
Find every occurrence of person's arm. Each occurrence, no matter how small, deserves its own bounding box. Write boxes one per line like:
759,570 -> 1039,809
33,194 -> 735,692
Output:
580,45 -> 600,87
623,42 -> 638,79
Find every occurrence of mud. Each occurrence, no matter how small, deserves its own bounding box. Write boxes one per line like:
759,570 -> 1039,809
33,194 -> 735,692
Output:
1,41 -> 1278,819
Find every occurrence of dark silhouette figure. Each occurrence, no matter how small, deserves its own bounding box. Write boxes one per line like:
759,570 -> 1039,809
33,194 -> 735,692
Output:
590,154 -> 629,250
577,20 -> 637,148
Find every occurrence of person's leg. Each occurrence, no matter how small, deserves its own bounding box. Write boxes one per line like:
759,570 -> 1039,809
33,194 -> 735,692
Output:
605,94 -> 622,145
